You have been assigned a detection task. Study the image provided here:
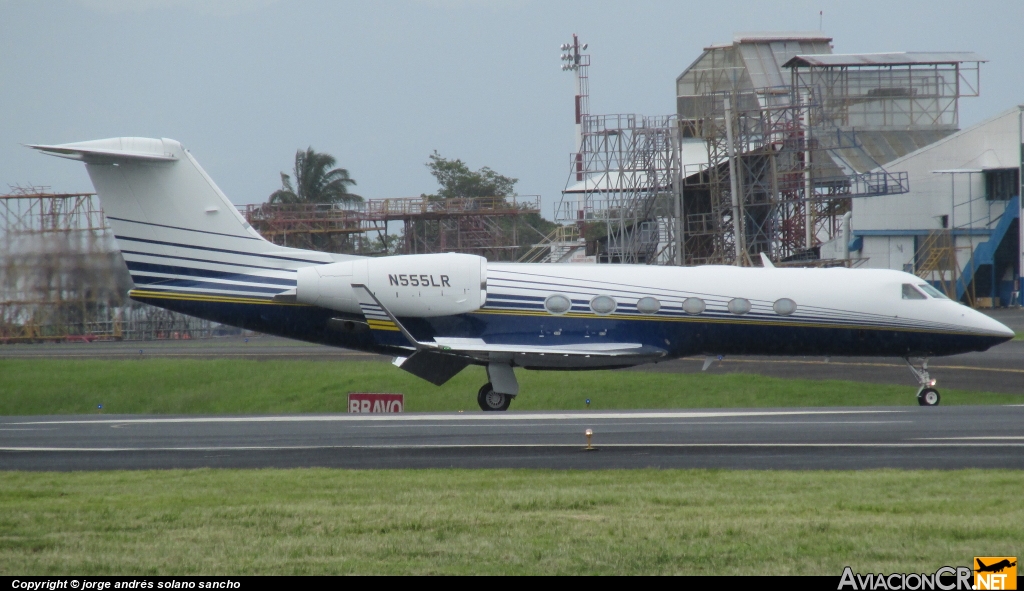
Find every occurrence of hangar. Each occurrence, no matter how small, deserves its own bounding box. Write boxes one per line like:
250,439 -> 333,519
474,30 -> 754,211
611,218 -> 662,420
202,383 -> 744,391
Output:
821,107 -> 1022,307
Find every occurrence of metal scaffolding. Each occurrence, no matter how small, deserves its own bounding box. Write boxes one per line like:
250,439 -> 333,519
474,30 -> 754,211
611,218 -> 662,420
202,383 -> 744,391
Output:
557,35 -> 980,267
556,114 -> 681,264
673,38 -> 960,266
0,187 -> 215,343
556,37 -> 682,264
244,195 -> 545,261
682,85 -> 911,266
242,202 -> 383,253
785,52 -> 982,132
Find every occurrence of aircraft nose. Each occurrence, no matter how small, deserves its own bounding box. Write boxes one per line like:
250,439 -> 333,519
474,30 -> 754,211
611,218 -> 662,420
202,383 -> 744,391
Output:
965,308 -> 1015,340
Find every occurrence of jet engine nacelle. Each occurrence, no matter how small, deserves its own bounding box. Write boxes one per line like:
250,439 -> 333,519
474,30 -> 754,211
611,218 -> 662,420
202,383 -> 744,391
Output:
295,253 -> 487,317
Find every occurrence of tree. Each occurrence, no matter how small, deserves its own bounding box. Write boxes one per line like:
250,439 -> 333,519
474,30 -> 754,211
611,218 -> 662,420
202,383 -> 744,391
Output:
411,151 -> 556,261
269,147 -> 362,205
426,151 -> 517,199
372,233 -> 404,256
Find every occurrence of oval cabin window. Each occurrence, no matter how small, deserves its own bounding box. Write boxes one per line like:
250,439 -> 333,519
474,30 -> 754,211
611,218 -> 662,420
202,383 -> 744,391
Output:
773,298 -> 797,316
544,294 -> 572,315
590,295 -> 617,315
728,298 -> 751,315
636,297 -> 661,314
682,297 -> 705,315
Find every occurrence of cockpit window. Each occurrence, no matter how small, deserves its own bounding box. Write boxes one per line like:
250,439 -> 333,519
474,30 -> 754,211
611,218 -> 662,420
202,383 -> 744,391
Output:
902,284 -> 927,300
917,283 -> 948,299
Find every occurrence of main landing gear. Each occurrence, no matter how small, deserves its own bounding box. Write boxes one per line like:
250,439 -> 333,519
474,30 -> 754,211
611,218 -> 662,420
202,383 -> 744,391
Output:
477,382 -> 513,411
476,362 -> 519,411
904,357 -> 940,406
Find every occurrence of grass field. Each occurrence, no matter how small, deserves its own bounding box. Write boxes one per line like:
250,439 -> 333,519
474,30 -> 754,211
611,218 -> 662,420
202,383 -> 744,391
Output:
2,360 -> 1021,575
1,358 -> 1022,415
1,468 -> 1021,575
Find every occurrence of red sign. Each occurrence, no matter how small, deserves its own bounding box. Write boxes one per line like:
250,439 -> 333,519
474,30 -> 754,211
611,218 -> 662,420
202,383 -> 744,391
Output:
348,393 -> 404,413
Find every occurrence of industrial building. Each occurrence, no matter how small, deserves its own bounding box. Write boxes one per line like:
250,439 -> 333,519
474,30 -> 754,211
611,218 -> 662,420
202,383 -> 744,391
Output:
556,31 -> 1019,306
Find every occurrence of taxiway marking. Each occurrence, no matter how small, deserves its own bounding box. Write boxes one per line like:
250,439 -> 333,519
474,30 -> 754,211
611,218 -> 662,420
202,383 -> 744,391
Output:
4,409 -> 905,426
3,442 -> 1024,452
914,436 -> 1024,440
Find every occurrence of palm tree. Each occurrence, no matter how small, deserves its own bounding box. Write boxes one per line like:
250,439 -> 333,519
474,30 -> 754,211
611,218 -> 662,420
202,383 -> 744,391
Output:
269,147 -> 362,205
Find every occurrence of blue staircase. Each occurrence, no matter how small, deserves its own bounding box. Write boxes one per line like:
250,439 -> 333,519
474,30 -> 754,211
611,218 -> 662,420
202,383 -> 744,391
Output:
956,195 -> 1019,301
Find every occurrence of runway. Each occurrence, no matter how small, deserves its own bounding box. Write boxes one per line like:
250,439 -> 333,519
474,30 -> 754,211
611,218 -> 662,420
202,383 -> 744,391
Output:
3,406 -> 1023,470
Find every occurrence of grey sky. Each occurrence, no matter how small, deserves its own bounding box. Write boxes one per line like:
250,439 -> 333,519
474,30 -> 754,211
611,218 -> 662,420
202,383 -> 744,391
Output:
2,0 -> 1022,221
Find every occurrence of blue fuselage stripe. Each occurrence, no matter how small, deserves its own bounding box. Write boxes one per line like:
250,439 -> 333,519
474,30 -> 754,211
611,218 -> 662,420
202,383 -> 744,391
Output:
120,250 -> 299,273
125,261 -> 296,286
114,235 -> 328,264
106,216 -> 261,240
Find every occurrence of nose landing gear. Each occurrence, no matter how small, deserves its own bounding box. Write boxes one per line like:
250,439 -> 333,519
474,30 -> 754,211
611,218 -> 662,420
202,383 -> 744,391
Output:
917,388 -> 940,406
905,357 -> 940,406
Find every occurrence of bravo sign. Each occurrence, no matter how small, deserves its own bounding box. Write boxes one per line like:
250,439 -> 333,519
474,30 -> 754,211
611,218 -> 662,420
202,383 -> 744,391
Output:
348,393 -> 404,413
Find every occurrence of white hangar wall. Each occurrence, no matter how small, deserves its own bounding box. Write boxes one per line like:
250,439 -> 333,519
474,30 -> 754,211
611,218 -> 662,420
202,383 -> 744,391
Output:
854,107 -> 1019,243
845,107 -> 1022,304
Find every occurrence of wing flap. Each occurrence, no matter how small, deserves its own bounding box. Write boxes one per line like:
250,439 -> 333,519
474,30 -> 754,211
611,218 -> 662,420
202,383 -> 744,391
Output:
393,350 -> 470,386
432,336 -> 652,357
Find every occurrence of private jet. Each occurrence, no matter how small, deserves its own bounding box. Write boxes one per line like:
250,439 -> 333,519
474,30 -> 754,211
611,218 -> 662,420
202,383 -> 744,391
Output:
30,137 -> 1015,410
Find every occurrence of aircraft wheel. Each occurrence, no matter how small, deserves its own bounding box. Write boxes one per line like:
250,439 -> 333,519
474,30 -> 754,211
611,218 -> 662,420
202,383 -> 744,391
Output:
917,388 -> 940,407
477,382 -> 512,412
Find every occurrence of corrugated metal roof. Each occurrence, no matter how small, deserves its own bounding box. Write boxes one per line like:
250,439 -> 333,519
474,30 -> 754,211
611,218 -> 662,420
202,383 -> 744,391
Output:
738,39 -> 832,88
783,52 -> 987,68
681,36 -> 832,96
827,130 -> 958,173
732,31 -> 832,43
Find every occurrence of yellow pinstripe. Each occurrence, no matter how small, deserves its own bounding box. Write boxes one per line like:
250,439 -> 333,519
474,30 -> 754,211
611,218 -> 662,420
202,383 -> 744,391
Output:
126,290 -> 979,337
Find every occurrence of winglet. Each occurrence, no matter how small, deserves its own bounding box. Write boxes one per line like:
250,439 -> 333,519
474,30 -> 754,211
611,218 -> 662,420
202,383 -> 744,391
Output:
702,356 -> 715,371
760,252 -> 775,268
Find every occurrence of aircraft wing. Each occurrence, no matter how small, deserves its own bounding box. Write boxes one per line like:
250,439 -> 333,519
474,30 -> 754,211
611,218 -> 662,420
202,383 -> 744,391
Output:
353,283 -> 662,357
431,337 -> 651,356
351,284 -> 666,383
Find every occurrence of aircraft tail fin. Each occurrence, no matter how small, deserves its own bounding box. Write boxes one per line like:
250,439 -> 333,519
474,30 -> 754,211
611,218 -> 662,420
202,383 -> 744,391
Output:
29,137 -> 264,244
29,137 -> 342,302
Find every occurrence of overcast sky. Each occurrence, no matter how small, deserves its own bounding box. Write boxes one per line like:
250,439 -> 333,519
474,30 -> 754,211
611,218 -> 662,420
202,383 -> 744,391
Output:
2,0 -> 1022,220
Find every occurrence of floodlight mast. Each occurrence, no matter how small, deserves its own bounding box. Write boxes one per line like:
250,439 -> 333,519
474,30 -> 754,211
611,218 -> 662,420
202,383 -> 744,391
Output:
560,33 -> 589,181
